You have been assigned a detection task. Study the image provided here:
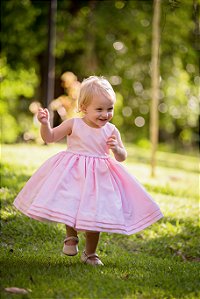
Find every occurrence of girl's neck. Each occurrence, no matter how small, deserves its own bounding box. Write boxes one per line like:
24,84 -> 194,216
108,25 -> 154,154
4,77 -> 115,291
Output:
81,117 -> 102,129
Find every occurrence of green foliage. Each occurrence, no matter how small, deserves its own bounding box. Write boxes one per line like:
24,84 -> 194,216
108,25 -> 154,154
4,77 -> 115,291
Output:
0,56 -> 38,143
1,0 -> 46,69
0,58 -> 38,103
0,0 -> 199,148
0,114 -> 19,143
1,144 -> 199,298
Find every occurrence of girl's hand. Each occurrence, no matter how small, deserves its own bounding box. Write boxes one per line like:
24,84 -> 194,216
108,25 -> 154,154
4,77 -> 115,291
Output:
37,108 -> 50,125
107,133 -> 127,162
106,135 -> 119,152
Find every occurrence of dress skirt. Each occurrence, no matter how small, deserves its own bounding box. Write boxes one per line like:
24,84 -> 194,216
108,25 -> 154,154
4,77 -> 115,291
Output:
14,150 -> 163,235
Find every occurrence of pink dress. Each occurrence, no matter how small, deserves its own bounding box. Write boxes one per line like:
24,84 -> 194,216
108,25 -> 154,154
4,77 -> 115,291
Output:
14,118 -> 163,235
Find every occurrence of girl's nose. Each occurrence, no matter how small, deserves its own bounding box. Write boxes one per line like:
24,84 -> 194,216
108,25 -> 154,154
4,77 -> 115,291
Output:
102,112 -> 108,118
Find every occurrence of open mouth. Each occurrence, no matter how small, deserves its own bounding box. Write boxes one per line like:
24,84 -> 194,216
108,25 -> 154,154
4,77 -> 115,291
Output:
97,119 -> 108,126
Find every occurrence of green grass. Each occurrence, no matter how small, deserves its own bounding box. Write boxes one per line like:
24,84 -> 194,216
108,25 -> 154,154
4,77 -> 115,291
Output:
1,143 -> 200,299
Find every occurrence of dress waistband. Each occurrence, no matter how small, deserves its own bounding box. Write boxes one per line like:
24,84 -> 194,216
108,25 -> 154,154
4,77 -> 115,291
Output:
66,150 -> 110,159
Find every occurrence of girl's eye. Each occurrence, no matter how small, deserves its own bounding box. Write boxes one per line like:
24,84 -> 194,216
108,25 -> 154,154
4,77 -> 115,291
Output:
108,108 -> 113,111
96,108 -> 102,111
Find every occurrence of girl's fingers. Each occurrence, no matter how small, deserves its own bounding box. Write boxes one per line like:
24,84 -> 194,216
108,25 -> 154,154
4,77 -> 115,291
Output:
37,110 -> 49,124
107,137 -> 117,145
38,113 -> 46,118
38,108 -> 48,116
107,135 -> 118,149
44,109 -> 49,119
107,140 -> 116,145
44,108 -> 49,115
107,135 -> 117,142
107,141 -> 117,148
108,135 -> 116,140
38,108 -> 48,113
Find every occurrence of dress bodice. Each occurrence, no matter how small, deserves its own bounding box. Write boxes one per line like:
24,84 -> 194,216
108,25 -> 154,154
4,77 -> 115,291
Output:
67,118 -> 115,157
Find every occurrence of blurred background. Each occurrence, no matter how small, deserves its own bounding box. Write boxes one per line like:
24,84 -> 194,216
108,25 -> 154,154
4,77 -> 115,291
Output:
0,0 -> 199,152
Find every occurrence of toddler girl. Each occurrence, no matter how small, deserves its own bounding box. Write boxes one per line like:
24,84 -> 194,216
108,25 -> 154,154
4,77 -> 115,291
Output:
14,76 -> 163,266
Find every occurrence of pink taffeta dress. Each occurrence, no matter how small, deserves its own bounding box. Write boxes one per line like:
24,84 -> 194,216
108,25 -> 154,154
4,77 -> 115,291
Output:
14,118 -> 163,235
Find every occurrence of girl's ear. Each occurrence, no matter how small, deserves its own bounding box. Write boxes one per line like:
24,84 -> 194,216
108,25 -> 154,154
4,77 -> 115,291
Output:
80,104 -> 87,113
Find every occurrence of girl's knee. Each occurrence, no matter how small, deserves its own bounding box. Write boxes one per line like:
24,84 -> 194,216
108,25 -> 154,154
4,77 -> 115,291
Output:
85,231 -> 100,239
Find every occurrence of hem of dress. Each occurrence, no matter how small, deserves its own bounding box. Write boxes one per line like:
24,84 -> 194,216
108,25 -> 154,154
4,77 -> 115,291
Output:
13,202 -> 163,235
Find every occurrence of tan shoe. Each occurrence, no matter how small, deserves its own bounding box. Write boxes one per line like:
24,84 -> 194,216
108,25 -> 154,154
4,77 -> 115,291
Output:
81,250 -> 104,266
63,236 -> 79,256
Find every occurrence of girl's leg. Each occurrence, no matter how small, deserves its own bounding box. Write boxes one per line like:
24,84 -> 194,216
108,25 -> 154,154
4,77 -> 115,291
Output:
82,231 -> 103,265
85,231 -> 100,255
66,225 -> 78,237
65,225 -> 78,245
63,225 -> 79,256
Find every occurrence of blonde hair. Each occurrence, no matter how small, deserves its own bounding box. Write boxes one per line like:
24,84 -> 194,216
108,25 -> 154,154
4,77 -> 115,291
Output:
77,76 -> 116,112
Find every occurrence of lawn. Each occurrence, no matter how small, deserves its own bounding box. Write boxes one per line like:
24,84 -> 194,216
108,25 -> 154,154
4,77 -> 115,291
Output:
1,143 -> 200,299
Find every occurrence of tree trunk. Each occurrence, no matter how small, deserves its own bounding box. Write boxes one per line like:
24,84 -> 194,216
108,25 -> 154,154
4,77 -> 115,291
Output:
150,0 -> 161,177
45,0 -> 57,127
193,0 -> 200,51
84,0 -> 98,74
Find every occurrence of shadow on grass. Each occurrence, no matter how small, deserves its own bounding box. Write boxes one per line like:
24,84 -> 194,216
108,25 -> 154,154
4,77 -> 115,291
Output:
2,209 -> 200,260
1,248 -> 199,299
111,217 -> 200,260
1,212 -> 200,298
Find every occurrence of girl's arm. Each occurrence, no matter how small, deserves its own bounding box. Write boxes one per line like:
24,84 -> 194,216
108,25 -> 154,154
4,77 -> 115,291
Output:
37,108 -> 73,143
107,127 -> 127,162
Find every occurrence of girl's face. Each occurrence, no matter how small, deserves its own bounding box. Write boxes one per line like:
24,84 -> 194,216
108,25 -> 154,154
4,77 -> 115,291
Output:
82,94 -> 115,128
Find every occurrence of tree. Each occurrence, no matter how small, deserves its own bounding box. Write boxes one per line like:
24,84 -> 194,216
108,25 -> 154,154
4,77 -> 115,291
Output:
150,0 -> 161,177
0,0 -> 198,148
45,0 -> 57,127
